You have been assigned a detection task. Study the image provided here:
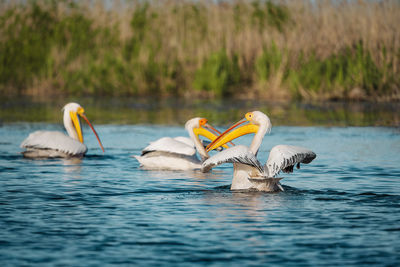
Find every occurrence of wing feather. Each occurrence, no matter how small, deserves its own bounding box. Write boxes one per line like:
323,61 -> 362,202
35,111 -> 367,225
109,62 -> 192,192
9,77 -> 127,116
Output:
201,145 -> 264,173
265,145 -> 316,177
173,136 -> 195,147
142,137 -> 196,156
20,131 -> 87,156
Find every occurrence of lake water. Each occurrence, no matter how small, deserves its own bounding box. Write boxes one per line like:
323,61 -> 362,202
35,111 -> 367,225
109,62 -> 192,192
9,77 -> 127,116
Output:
1,123 -> 400,266
1,97 -> 399,126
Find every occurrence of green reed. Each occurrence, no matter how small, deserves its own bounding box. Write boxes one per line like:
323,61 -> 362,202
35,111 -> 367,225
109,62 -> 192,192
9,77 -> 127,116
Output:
0,0 -> 399,101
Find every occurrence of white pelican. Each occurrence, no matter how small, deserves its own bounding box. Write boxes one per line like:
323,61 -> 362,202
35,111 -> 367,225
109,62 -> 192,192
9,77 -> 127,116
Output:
20,102 -> 104,158
134,117 -> 230,170
201,111 -> 316,192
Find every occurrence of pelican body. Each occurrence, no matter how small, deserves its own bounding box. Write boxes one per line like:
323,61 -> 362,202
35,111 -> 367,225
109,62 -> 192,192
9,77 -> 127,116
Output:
134,118 -> 228,170
20,103 -> 104,158
202,111 -> 316,192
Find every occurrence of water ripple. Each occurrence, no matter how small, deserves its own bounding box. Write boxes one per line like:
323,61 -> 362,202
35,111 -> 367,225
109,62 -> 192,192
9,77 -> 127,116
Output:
0,125 -> 399,266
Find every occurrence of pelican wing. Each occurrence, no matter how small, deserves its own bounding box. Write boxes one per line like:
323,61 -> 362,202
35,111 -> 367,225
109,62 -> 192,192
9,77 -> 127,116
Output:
173,136 -> 195,147
201,145 -> 264,173
142,137 -> 196,156
20,131 -> 87,156
172,137 -> 222,152
265,145 -> 316,177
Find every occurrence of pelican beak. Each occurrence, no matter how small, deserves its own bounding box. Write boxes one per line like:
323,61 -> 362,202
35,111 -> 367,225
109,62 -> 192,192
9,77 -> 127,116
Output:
206,116 -> 259,152
76,108 -> 105,152
193,119 -> 230,149
70,110 -> 84,143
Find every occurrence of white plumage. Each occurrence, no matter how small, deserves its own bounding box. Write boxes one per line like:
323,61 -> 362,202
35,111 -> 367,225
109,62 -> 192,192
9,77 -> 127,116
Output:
21,131 -> 87,158
202,145 -> 264,173
134,118 -> 224,170
20,102 -> 104,158
141,137 -> 196,157
202,144 -> 316,178
202,111 -> 316,192
172,136 -> 196,148
265,145 -> 316,177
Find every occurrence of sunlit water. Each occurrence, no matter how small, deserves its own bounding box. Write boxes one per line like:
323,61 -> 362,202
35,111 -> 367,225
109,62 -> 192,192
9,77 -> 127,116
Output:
0,124 -> 399,266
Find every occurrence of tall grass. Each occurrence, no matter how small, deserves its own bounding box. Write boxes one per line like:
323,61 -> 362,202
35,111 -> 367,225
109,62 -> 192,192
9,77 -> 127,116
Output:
0,0 -> 399,101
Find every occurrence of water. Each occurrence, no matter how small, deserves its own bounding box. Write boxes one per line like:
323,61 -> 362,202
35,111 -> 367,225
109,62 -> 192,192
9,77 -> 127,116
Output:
1,123 -> 400,266
1,97 -> 399,126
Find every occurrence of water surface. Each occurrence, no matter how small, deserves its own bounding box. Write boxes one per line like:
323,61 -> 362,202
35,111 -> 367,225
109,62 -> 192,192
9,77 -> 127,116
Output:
0,124 -> 399,266
1,97 -> 399,126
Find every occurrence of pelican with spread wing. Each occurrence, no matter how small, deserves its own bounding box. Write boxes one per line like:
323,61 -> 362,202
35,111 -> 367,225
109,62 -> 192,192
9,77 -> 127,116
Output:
202,111 -> 316,192
20,102 -> 104,158
134,118 -> 229,170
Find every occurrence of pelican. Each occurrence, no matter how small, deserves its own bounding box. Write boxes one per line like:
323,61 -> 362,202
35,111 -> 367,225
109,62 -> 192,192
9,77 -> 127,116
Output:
20,102 -> 104,158
201,111 -> 316,192
134,117 -> 230,170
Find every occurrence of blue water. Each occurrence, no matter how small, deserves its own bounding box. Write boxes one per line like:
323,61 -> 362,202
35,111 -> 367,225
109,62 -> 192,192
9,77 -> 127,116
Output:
1,123 -> 399,266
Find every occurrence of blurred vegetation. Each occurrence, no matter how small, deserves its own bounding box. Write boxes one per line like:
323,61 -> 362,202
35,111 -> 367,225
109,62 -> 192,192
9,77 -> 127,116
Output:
0,0 -> 399,101
193,50 -> 241,97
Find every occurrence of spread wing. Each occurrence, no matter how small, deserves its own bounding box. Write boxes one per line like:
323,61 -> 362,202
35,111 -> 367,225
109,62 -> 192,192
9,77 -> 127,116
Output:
141,137 -> 196,156
201,145 -> 264,173
265,145 -> 316,177
20,131 -> 87,156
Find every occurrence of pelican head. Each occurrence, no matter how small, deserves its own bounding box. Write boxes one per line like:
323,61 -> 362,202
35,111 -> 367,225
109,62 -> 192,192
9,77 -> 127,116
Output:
185,118 -> 219,140
62,102 -> 105,152
185,117 -> 228,160
206,111 -> 271,154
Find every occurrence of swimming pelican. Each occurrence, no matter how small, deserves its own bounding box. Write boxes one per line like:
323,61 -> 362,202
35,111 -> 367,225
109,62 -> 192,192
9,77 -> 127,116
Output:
201,111 -> 316,192
134,117 -> 229,170
20,102 -> 104,158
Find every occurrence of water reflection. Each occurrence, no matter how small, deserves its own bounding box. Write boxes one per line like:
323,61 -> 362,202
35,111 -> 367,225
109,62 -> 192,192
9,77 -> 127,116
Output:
140,168 -> 220,190
201,188 -> 285,224
1,96 -> 399,126
61,158 -> 82,174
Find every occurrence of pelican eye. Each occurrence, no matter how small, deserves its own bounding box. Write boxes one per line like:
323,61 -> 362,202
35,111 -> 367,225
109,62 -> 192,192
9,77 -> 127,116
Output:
245,112 -> 253,121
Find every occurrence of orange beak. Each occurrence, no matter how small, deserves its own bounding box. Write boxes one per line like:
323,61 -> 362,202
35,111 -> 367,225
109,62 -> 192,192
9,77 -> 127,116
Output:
203,123 -> 235,147
206,117 -> 259,152
80,114 -> 105,153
